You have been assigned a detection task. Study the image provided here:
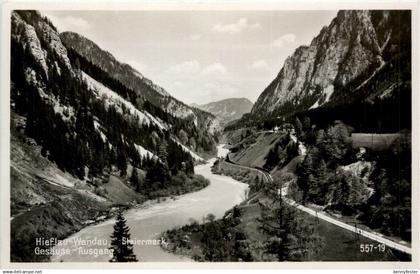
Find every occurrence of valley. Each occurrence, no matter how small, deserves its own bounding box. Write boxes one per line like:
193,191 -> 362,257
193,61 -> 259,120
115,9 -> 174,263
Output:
10,10 -> 218,262
50,145 -> 248,262
9,9 -> 412,263
164,129 -> 411,261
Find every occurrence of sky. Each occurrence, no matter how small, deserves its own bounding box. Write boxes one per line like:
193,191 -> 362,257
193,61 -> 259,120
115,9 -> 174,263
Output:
42,10 -> 338,105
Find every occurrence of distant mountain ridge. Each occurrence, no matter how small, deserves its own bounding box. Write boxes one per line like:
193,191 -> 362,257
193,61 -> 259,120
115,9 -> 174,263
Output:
191,98 -> 253,125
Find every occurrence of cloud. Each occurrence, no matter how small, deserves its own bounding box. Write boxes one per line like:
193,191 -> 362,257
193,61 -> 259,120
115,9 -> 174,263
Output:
157,60 -> 232,104
202,62 -> 227,76
172,81 -> 184,88
45,14 -> 91,32
201,81 -> 238,99
167,61 -> 227,78
272,34 -> 297,48
251,60 -> 269,69
167,60 -> 201,74
213,18 -> 260,34
189,34 -> 202,41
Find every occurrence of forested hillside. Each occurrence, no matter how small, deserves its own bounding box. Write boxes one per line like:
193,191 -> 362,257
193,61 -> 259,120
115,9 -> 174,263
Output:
61,31 -> 220,150
11,10 -> 219,182
10,10 -> 212,262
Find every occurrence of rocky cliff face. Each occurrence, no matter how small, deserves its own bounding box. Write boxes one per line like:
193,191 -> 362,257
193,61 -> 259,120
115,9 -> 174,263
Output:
12,11 -> 72,79
251,10 -> 410,119
192,98 -> 253,125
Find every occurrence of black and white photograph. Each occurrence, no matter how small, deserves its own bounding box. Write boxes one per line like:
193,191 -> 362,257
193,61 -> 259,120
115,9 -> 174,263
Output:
1,0 -> 418,269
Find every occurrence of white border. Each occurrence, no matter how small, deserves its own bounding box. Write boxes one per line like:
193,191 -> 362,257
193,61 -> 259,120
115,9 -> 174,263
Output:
1,0 -> 419,269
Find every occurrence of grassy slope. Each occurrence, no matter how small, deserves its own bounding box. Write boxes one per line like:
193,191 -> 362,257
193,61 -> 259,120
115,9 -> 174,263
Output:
238,202 -> 407,261
226,158 -> 408,261
101,175 -> 141,204
230,132 -> 283,167
194,131 -> 408,261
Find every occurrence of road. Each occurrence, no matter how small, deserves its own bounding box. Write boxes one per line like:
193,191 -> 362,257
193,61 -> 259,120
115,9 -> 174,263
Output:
222,155 -> 412,255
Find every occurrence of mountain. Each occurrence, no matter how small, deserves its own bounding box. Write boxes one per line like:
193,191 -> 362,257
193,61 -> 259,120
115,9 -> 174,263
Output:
191,98 -> 253,125
59,31 -> 220,135
11,10 -> 216,173
10,10 -> 216,261
247,10 -> 411,132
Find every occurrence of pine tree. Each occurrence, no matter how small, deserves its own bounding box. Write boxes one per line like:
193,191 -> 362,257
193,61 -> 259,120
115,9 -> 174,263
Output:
294,117 -> 303,137
178,129 -> 188,145
296,151 -> 314,204
157,139 -> 170,179
131,167 -> 142,192
260,193 -> 295,261
259,193 -> 323,261
302,116 -> 311,131
117,146 -> 128,177
109,210 -> 138,262
310,159 -> 329,204
158,140 -> 168,164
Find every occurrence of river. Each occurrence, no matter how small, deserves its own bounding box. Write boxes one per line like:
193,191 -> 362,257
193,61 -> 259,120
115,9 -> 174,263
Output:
51,144 -> 248,262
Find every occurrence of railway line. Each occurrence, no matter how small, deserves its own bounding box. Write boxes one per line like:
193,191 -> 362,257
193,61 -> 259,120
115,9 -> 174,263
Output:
221,153 -> 412,255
